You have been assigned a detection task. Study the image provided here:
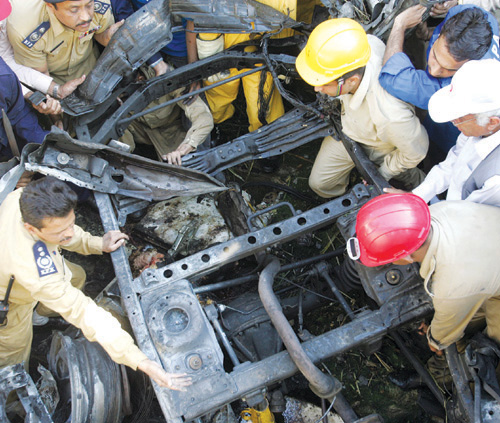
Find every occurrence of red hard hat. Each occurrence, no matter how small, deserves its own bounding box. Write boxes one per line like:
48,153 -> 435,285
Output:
0,0 -> 11,21
353,194 -> 431,267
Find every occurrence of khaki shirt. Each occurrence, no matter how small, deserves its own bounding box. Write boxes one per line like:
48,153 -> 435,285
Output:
340,35 -> 429,180
0,19 -> 53,96
0,189 -> 147,369
137,66 -> 213,151
7,0 -> 113,84
421,201 -> 500,349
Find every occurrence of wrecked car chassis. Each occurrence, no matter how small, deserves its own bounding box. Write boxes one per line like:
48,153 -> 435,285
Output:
66,49 -> 299,143
94,183 -> 432,423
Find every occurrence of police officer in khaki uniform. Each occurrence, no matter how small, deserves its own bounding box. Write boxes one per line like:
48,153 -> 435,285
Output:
126,65 -> 214,166
7,0 -> 122,85
0,177 -> 192,391
349,194 -> 500,352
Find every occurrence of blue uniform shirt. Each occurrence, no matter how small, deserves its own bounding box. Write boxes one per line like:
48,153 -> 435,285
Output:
0,57 -> 47,158
379,5 -> 500,152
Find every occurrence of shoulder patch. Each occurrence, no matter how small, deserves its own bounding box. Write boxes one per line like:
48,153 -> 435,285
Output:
94,1 -> 110,14
22,21 -> 50,49
33,241 -> 58,277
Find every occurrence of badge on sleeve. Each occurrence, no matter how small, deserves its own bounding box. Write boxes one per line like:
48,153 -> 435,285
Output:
22,21 -> 50,49
33,241 -> 58,277
94,1 -> 110,14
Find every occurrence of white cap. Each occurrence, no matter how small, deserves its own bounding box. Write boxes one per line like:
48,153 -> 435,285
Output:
429,59 -> 500,123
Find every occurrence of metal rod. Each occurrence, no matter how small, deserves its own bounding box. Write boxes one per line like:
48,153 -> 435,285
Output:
314,262 -> 355,321
118,66 -> 265,125
208,311 -> 241,367
194,249 -> 345,294
391,331 -> 446,407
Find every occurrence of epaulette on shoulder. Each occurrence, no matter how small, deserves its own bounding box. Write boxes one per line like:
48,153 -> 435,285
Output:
94,0 -> 111,15
33,241 -> 58,277
22,21 -> 50,49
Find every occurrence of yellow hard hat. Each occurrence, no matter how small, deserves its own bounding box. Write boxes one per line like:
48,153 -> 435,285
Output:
296,18 -> 371,87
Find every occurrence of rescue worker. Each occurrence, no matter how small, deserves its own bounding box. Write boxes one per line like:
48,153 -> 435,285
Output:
0,0 -> 48,159
0,56 -> 48,159
348,193 -> 500,352
6,0 -> 123,85
0,0 -> 84,106
124,64 -> 213,165
197,0 -> 296,132
385,59 -> 500,206
0,177 -> 192,391
379,5 -> 500,154
0,0 -> 84,104
296,19 -> 428,198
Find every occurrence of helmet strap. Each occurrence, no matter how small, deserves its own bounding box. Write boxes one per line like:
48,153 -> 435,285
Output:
336,78 -> 345,97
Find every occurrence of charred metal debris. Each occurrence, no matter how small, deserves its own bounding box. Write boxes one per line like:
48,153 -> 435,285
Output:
1,0 -> 498,422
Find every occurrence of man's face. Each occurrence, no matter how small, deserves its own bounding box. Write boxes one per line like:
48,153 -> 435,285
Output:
47,0 -> 95,32
26,210 -> 76,245
427,36 -> 468,78
314,79 -> 344,97
451,114 -> 490,137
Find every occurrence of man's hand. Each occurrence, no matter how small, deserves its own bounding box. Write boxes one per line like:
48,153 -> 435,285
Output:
31,95 -> 62,115
15,171 -> 34,189
383,187 -> 408,194
138,359 -> 192,391
162,144 -> 194,166
95,20 -> 125,47
394,5 -> 427,30
102,230 -> 129,252
418,322 -> 443,356
153,60 -> 169,77
431,0 -> 458,17
58,75 -> 86,99
383,5 -> 427,65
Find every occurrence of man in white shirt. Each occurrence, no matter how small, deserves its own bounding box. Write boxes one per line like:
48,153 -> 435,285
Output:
386,59 -> 500,206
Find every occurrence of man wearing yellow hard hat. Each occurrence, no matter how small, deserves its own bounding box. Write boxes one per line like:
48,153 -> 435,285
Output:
296,19 -> 429,198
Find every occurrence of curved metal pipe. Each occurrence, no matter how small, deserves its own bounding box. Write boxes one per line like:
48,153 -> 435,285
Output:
258,257 -> 342,399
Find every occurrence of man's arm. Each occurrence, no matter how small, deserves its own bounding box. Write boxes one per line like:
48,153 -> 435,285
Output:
0,72 -> 48,148
412,136 -> 464,202
379,54 -> 448,109
163,95 -> 214,165
383,5 -> 427,65
428,294 -> 488,350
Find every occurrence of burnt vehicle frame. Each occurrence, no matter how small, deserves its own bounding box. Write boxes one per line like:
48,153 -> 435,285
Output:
2,1 -> 498,422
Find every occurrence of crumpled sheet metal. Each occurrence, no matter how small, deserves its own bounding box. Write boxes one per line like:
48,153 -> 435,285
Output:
171,0 -> 298,33
25,128 -> 226,201
64,0 -> 297,110
0,363 -> 53,423
71,0 -> 172,105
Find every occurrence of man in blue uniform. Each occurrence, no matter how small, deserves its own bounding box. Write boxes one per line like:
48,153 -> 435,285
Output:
0,56 -> 48,160
379,5 -> 500,155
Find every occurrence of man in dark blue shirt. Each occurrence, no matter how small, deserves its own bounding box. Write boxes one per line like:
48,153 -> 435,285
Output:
0,57 -> 47,159
379,5 -> 500,154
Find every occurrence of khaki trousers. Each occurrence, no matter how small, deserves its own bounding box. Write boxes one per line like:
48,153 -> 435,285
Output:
309,136 -> 425,198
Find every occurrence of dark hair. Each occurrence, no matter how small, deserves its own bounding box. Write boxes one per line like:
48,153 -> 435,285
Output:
341,66 -> 366,81
20,177 -> 77,229
441,8 -> 493,62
